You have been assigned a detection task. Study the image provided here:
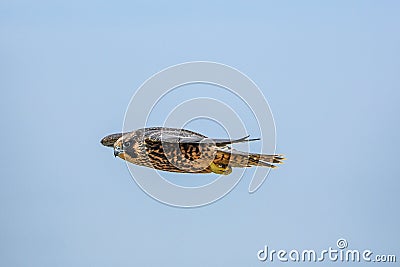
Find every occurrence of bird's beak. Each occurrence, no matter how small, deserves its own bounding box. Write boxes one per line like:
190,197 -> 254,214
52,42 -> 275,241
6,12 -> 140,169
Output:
114,146 -> 125,158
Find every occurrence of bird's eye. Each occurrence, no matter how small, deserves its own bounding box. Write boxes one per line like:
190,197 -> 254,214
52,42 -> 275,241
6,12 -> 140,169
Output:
123,141 -> 130,147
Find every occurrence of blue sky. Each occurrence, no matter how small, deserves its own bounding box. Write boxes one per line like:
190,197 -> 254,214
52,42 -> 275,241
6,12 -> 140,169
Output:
1,1 -> 399,266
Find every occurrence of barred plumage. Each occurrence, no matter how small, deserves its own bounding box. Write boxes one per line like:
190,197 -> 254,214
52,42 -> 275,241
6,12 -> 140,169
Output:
101,127 -> 285,175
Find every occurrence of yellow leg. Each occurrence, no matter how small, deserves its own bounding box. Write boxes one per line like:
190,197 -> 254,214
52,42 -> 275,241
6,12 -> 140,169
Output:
210,162 -> 232,175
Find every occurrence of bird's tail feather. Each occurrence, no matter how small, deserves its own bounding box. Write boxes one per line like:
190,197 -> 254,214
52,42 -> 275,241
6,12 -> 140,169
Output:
215,150 -> 285,168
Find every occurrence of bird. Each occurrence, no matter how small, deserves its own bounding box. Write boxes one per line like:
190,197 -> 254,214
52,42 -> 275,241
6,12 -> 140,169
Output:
100,127 -> 285,175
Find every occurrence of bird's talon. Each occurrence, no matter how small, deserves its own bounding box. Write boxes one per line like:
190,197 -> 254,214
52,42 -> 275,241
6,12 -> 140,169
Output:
210,162 -> 232,175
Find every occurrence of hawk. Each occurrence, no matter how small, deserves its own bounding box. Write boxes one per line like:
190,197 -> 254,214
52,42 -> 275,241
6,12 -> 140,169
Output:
100,127 -> 285,175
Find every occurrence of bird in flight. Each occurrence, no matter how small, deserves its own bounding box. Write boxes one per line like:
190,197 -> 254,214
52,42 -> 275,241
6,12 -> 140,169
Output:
101,127 -> 285,175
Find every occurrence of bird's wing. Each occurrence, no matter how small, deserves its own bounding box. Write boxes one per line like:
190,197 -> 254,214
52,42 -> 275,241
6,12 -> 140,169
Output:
100,133 -> 123,147
204,136 -> 260,146
153,134 -> 260,147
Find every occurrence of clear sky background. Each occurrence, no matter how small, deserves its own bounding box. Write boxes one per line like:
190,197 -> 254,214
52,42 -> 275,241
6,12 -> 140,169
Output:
1,1 -> 399,266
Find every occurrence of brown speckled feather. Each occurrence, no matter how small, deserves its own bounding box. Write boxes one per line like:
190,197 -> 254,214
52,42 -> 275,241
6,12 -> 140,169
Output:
100,127 -> 285,174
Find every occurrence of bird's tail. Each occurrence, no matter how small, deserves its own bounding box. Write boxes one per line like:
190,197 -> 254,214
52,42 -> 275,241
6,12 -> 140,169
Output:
214,149 -> 285,169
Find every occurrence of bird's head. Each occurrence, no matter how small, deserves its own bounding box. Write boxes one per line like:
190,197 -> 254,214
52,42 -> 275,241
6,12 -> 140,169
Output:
113,138 -> 131,160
